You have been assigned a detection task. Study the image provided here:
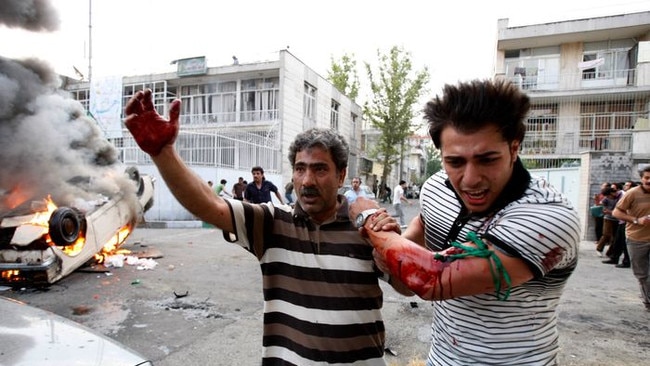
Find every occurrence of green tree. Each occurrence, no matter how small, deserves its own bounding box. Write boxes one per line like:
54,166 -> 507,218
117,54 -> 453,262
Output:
424,144 -> 442,181
364,46 -> 429,196
327,53 -> 360,101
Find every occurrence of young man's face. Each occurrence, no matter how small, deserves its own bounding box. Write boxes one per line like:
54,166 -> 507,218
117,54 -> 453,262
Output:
641,171 -> 650,192
293,146 -> 345,224
440,124 -> 519,214
252,170 -> 263,183
351,178 -> 361,191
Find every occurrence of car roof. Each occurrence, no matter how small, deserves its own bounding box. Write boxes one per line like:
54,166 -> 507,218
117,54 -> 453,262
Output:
0,296 -> 151,366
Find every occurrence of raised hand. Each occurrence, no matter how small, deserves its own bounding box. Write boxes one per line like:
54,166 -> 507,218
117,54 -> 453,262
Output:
124,89 -> 181,156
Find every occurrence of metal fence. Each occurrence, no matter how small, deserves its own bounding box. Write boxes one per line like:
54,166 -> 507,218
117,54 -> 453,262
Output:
111,123 -> 282,173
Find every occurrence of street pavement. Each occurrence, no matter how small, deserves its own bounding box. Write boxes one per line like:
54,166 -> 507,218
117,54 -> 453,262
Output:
2,200 -> 649,365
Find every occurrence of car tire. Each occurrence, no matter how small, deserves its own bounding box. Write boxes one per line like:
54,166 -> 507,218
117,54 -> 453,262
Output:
48,207 -> 86,247
126,167 -> 145,196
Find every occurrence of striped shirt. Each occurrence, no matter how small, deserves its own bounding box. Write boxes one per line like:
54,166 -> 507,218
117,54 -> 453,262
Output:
223,196 -> 386,365
420,160 -> 580,365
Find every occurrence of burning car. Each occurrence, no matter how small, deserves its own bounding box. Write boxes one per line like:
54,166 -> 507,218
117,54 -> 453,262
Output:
0,167 -> 154,286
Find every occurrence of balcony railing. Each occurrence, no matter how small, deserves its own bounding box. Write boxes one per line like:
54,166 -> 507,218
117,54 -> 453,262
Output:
178,109 -> 278,126
520,129 -> 632,155
503,68 -> 637,92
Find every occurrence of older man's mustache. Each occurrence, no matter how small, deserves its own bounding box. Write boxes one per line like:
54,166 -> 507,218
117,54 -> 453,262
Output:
301,187 -> 320,196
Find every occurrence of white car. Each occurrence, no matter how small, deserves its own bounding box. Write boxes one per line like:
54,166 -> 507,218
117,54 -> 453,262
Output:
0,167 -> 154,286
0,296 -> 153,365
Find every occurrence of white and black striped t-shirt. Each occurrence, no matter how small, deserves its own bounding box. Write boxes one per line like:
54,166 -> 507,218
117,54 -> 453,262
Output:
223,198 -> 386,366
420,166 -> 580,366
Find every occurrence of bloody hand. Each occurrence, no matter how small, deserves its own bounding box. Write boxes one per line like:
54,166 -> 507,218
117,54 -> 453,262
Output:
124,89 -> 181,156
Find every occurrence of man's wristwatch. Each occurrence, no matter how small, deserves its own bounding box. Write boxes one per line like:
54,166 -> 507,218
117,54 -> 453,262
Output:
355,209 -> 378,228
633,218 -> 639,225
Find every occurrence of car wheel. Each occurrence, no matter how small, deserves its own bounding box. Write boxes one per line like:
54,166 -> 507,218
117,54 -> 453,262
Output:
126,167 -> 146,196
48,207 -> 86,246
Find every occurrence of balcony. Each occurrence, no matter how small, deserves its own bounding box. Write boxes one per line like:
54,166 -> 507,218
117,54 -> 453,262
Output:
521,129 -> 632,156
503,68 -> 637,92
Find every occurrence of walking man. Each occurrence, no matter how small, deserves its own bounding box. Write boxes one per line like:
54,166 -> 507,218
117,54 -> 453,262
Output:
613,166 -> 650,311
244,166 -> 284,204
392,179 -> 410,227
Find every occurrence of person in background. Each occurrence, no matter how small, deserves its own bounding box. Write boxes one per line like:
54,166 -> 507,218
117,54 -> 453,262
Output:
284,179 -> 294,205
603,181 -> 636,267
231,176 -> 246,200
351,79 -> 580,365
244,166 -> 284,204
596,186 -> 621,257
372,179 -> 378,199
344,177 -> 363,203
592,181 -> 610,242
123,90 -> 403,364
214,179 -> 232,198
613,166 -> 650,312
392,179 -> 411,227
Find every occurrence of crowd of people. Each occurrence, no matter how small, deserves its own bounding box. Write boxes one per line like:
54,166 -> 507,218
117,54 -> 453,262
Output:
591,175 -> 650,312
123,78 -> 649,365
592,180 -> 640,268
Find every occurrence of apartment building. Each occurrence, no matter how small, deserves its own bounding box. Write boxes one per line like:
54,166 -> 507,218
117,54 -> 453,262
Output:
63,50 -> 362,224
495,11 -> 650,239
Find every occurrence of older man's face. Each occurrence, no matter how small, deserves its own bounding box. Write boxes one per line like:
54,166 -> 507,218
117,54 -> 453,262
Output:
293,147 -> 345,224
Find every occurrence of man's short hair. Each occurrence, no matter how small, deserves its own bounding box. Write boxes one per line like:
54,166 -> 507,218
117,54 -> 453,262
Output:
252,166 -> 264,174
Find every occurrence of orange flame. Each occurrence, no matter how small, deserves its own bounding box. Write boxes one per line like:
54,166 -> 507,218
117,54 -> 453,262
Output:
29,195 -> 57,228
94,224 -> 133,264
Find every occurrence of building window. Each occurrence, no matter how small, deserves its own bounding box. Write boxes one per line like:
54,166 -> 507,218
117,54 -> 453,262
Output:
330,99 -> 340,130
581,49 -> 629,81
504,47 -> 560,90
179,81 -> 237,125
303,83 -> 316,128
240,77 -> 279,122
70,89 -> 90,111
580,100 -> 638,151
122,81 -> 167,118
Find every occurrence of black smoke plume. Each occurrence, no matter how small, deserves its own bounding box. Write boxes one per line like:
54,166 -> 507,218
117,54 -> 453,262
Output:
0,0 -> 136,215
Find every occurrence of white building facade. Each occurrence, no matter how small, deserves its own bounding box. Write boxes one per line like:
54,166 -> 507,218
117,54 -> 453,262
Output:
64,50 -> 363,225
495,11 -> 650,239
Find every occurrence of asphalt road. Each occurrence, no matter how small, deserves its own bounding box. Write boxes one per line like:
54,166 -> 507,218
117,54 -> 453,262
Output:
2,201 -> 650,365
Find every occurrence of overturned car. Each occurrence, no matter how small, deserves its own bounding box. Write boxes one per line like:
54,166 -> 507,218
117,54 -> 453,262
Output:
0,167 -> 154,286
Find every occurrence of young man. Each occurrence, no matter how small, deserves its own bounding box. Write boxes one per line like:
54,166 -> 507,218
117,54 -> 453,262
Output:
124,89 -> 398,365
231,176 -> 246,200
352,79 -> 580,365
283,179 -> 294,205
596,187 -> 621,256
344,177 -> 363,203
392,180 -> 410,227
214,179 -> 232,198
244,166 -> 284,204
613,166 -> 650,311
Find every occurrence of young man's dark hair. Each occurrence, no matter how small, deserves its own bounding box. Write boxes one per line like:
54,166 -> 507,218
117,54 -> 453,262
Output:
425,79 -> 529,149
